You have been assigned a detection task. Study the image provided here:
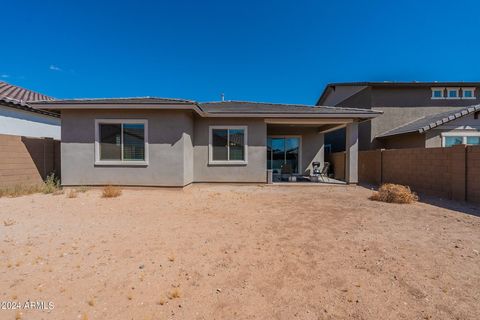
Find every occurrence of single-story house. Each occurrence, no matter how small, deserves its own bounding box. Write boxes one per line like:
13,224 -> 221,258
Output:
376,105 -> 480,148
30,98 -> 381,187
0,81 -> 60,139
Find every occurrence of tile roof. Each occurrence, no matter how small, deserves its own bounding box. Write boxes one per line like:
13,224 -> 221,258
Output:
377,105 -> 480,138
0,81 -> 58,117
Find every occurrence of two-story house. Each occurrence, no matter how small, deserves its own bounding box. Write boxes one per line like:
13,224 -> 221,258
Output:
317,82 -> 480,150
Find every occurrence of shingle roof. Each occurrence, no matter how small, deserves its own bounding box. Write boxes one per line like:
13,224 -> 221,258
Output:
377,105 -> 480,138
0,81 -> 58,117
31,98 -> 382,118
199,101 -> 381,115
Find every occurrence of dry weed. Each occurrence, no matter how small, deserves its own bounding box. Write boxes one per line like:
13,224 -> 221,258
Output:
67,190 -> 78,198
370,183 -> 418,204
76,186 -> 90,193
4,219 -> 16,227
102,185 -> 122,198
167,288 -> 181,299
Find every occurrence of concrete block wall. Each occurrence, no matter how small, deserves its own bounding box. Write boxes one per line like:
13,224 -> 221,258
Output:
358,150 -> 382,185
329,145 -> 480,203
0,134 -> 60,187
328,152 -> 345,180
381,147 -> 453,198
467,146 -> 480,203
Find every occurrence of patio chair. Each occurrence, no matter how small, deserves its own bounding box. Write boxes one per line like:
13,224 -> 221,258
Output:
281,163 -> 293,182
319,162 -> 330,182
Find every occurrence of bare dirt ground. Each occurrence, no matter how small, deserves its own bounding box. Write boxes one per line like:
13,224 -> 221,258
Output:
1,184 -> 480,320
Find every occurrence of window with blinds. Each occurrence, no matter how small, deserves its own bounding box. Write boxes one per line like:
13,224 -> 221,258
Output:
96,120 -> 147,164
209,126 -> 247,164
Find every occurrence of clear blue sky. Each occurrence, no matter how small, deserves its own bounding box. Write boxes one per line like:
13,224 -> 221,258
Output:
1,0 -> 478,104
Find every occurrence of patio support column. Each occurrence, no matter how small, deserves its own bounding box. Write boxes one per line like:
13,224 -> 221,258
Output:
345,121 -> 358,184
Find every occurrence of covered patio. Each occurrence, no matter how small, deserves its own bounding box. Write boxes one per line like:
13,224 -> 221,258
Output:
265,118 -> 359,184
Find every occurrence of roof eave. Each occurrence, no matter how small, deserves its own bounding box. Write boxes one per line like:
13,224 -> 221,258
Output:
0,100 -> 60,118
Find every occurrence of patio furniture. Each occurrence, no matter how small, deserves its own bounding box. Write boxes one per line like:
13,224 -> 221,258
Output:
319,162 -> 330,182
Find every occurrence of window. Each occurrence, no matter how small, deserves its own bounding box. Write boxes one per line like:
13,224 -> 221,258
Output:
462,87 -> 476,99
467,136 -> 480,145
446,88 -> 459,99
431,88 -> 445,99
209,126 -> 247,164
442,133 -> 480,147
95,119 -> 148,165
444,136 -> 463,147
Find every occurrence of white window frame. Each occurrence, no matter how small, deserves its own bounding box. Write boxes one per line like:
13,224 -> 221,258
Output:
462,87 -> 476,99
441,131 -> 480,147
431,87 -> 445,100
209,125 -> 248,165
446,87 -> 460,99
95,119 -> 149,166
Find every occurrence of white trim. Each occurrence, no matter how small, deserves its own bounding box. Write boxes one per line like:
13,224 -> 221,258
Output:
441,131 -> 480,137
431,87 -> 445,100
441,131 -> 480,147
267,135 -> 302,174
461,87 -> 476,99
208,125 -> 248,165
94,119 -> 149,166
446,87 -> 460,100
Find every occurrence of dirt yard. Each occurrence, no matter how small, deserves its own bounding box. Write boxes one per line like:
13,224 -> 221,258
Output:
1,184 -> 479,320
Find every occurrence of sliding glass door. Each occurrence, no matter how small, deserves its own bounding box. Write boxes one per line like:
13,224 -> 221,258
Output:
267,136 -> 300,174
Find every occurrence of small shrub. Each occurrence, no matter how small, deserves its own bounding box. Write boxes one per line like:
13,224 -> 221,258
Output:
43,173 -> 61,194
167,288 -> 181,299
4,219 -> 16,227
67,190 -> 78,198
102,185 -> 122,198
370,183 -> 418,204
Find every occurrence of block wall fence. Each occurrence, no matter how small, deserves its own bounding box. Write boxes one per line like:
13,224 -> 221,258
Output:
0,134 -> 60,188
328,145 -> 480,203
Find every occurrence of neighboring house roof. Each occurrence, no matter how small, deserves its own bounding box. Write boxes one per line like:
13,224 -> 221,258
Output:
317,81 -> 480,105
30,98 -> 382,119
0,81 -> 58,117
377,105 -> 480,138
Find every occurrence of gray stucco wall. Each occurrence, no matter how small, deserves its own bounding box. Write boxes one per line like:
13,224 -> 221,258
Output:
61,109 -> 194,186
380,113 -> 480,149
193,117 -> 267,183
370,107 -> 465,146
425,131 -> 441,148
380,132 -> 426,149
